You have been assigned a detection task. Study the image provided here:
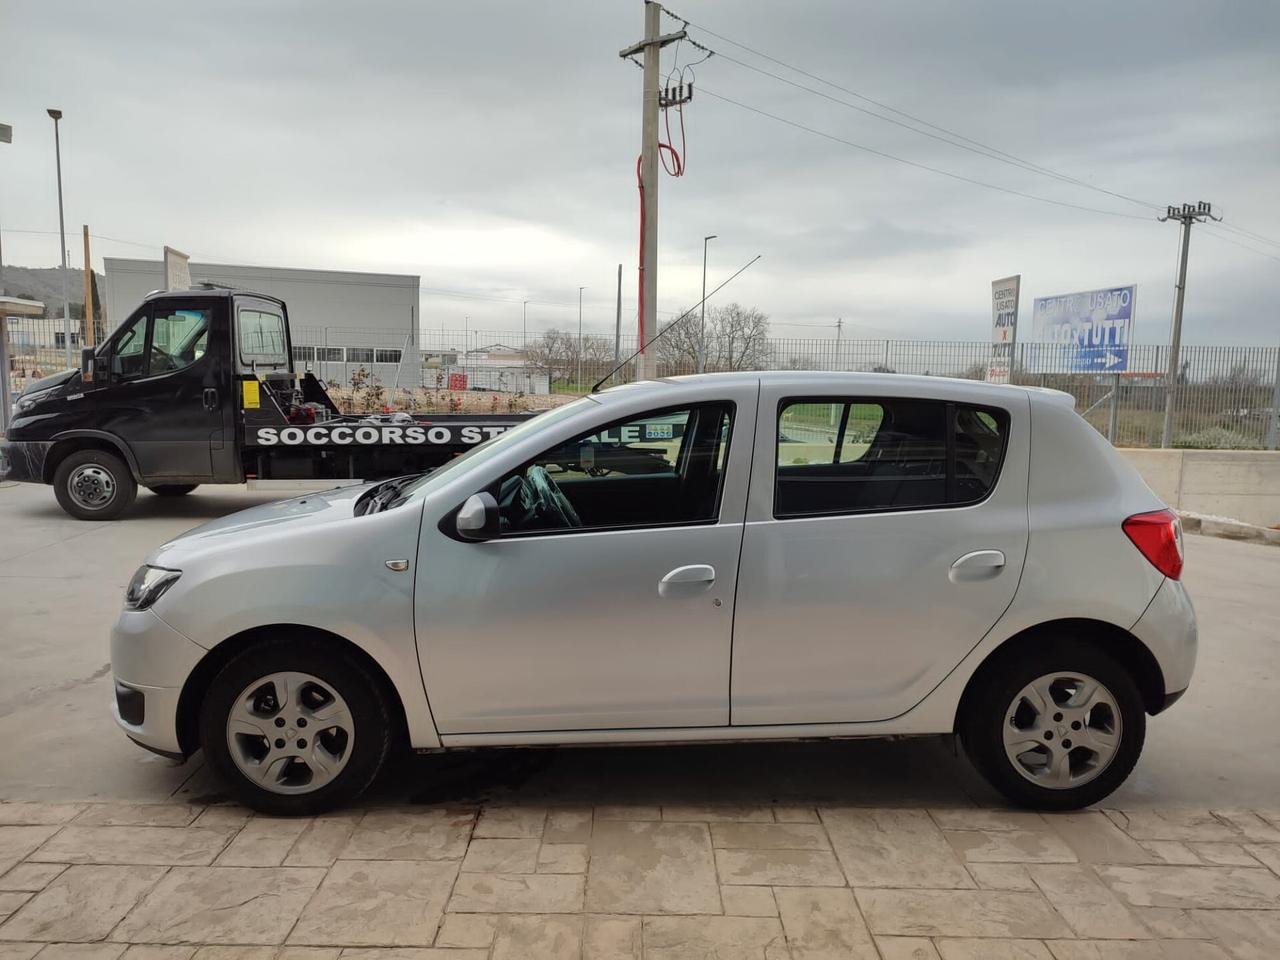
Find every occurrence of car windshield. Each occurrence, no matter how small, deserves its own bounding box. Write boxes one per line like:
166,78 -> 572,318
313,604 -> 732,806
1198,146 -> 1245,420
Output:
389,397 -> 596,505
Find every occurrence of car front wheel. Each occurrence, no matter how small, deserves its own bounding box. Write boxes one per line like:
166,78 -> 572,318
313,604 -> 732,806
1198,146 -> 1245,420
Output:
960,638 -> 1146,810
199,637 -> 392,815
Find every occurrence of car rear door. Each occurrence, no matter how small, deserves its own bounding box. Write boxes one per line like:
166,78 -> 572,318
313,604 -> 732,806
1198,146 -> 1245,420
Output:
731,378 -> 1030,725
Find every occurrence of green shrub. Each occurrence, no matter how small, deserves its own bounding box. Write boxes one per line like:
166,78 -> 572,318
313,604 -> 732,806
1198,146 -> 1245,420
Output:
1172,427 -> 1260,450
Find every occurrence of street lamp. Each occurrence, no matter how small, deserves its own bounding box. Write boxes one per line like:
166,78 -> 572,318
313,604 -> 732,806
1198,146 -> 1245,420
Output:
1,120 -> 11,296
577,287 -> 586,390
47,108 -> 72,369
699,235 -> 717,373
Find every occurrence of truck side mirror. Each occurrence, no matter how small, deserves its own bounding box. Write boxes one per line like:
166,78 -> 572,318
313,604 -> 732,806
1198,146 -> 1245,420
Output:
455,492 -> 500,541
80,348 -> 96,383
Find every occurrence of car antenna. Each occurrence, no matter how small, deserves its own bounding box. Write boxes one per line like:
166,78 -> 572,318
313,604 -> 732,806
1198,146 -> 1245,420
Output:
591,254 -> 762,393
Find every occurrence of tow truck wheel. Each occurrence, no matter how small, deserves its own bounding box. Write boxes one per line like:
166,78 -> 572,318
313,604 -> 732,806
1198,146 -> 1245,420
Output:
149,484 -> 199,496
53,449 -> 137,521
199,637 -> 392,815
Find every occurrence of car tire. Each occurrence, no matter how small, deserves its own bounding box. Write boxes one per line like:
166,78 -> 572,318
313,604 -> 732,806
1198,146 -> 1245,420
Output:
960,636 -> 1146,810
149,484 -> 199,496
53,448 -> 138,521
199,636 -> 392,815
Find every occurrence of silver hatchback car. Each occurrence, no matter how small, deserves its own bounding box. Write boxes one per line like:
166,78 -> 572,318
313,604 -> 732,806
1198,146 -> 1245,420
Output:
111,372 -> 1195,814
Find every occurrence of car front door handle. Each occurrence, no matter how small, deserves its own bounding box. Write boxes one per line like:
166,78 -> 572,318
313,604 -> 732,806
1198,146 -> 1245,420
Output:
203,388 -> 219,410
949,549 -> 1006,583
659,563 -> 716,597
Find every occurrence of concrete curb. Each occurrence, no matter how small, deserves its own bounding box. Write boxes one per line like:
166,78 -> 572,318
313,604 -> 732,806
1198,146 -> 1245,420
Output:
1179,511 -> 1280,547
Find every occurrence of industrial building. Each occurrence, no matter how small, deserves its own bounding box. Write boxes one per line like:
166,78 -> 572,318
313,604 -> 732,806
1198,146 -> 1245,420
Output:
103,259 -> 421,390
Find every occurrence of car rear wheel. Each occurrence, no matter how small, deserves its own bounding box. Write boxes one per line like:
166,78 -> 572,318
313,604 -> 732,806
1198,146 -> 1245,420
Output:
960,637 -> 1146,810
149,484 -> 199,496
199,638 -> 392,815
53,449 -> 137,520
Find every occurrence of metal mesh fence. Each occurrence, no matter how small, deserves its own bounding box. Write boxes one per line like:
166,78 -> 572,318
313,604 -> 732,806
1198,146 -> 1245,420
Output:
6,314 -> 1278,449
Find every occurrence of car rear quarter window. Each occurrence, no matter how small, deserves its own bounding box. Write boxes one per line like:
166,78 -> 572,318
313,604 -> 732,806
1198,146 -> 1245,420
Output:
774,397 -> 1009,518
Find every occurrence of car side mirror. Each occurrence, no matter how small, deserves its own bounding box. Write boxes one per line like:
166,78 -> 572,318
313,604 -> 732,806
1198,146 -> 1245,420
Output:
455,492 -> 500,541
80,348 -> 96,382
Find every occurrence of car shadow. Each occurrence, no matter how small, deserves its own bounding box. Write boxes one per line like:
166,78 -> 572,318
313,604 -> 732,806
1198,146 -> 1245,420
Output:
368,736 -> 1003,809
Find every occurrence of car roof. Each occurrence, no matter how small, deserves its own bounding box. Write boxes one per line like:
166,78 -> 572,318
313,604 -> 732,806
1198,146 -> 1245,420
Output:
598,370 -> 1061,403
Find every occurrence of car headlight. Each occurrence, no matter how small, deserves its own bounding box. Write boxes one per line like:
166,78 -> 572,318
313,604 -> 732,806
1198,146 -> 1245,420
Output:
125,565 -> 182,610
13,387 -> 56,417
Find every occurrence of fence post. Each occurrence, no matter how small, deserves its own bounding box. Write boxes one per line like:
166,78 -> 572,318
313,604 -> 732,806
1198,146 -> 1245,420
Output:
1108,372 -> 1121,445
1268,343 -> 1280,451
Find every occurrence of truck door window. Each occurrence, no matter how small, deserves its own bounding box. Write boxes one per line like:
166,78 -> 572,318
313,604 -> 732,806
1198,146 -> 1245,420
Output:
149,308 -> 210,374
238,309 -> 287,366
495,402 -> 734,535
111,312 -> 149,380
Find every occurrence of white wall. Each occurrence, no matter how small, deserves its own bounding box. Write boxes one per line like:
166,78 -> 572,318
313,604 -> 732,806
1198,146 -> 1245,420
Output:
1121,449 -> 1280,528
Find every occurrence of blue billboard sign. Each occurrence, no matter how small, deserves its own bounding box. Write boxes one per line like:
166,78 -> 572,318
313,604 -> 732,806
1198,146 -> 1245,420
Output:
1031,285 -> 1136,373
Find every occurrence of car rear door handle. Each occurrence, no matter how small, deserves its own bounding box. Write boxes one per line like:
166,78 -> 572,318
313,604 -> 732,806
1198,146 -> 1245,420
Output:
659,563 -> 716,597
949,549 -> 1006,583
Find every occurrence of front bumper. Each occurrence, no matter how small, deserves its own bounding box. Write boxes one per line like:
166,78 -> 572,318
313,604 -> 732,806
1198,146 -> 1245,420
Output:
111,608 -> 207,757
0,440 -> 51,483
1130,577 -> 1198,708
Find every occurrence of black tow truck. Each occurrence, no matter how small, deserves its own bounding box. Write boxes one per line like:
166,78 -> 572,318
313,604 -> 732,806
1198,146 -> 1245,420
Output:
1,285 -> 532,519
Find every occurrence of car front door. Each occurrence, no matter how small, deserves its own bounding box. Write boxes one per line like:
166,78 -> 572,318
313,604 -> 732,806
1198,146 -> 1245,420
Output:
91,299 -> 229,482
731,380 -> 1030,725
413,385 -> 757,735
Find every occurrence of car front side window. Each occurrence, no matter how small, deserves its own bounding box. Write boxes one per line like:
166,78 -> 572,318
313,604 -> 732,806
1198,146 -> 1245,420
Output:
494,402 -> 734,535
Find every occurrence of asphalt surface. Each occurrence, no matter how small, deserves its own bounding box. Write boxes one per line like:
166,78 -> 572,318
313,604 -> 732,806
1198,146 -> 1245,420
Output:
0,479 -> 1276,809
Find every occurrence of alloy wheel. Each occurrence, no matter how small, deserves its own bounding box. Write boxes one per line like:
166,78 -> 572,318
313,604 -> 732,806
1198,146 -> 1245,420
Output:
225,671 -> 355,794
1002,671 -> 1122,789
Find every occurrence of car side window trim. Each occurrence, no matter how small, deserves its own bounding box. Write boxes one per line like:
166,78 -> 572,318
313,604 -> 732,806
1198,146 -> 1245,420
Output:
484,400 -> 738,540
772,394 -> 1010,520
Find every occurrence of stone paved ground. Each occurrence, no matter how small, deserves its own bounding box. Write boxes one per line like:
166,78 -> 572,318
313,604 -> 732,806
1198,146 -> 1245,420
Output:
3,801 -> 1280,959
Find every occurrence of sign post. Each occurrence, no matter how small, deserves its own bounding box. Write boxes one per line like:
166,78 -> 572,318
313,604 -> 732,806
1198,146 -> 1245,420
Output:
1030,284 -> 1136,374
163,246 -> 191,291
987,275 -> 1020,384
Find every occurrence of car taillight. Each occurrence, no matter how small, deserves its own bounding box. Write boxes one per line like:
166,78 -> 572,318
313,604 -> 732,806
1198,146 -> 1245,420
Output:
1123,509 -> 1183,580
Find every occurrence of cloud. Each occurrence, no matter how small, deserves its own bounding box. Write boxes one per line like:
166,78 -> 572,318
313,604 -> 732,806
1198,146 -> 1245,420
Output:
1,0 -> 1276,345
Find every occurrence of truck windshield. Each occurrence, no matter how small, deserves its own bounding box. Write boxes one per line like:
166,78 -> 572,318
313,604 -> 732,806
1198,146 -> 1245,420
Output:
239,309 -> 288,366
389,398 -> 595,506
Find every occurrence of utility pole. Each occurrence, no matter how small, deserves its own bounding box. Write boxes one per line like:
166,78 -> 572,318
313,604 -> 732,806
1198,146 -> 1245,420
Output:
47,108 -> 72,369
1267,340 -> 1280,451
621,2 -> 685,381
1158,201 -> 1219,448
577,286 -> 586,390
522,300 -> 528,350
82,226 -> 94,349
835,318 -> 843,371
614,264 -> 623,365
699,234 -> 716,373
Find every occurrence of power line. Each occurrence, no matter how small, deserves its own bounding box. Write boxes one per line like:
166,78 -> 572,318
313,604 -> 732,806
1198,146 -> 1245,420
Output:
673,13 -> 1164,213
674,12 -> 1280,251
698,87 -> 1155,221
1199,227 -> 1280,264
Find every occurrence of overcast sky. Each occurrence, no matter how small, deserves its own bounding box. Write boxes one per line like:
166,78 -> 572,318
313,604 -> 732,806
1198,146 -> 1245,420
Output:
3,0 -> 1278,345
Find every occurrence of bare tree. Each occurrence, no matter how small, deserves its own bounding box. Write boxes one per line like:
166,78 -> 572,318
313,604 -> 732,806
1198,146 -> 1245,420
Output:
526,329 -> 617,389
654,302 -> 772,375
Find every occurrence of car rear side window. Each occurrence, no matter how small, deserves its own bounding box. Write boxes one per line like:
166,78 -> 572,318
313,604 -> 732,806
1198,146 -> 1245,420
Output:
774,397 -> 1008,518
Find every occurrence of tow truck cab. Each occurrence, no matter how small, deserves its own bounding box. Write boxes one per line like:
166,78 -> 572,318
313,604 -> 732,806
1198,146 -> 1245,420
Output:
1,286 -> 529,519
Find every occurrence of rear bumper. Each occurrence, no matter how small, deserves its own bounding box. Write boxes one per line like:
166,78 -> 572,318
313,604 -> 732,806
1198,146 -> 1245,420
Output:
111,608 -> 207,757
0,440 -> 51,483
1131,577 -> 1198,706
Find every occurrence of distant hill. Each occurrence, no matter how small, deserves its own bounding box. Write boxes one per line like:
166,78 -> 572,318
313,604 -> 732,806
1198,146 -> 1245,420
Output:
1,265 -> 103,317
